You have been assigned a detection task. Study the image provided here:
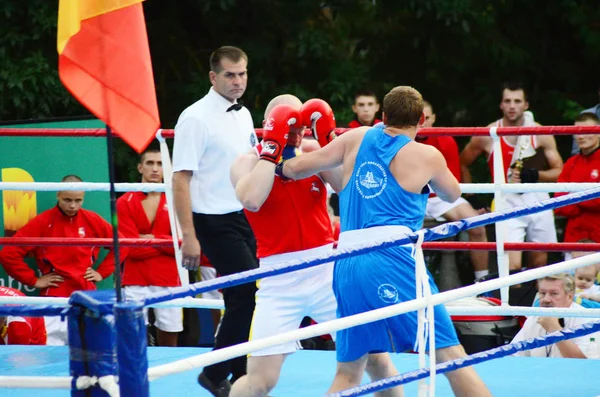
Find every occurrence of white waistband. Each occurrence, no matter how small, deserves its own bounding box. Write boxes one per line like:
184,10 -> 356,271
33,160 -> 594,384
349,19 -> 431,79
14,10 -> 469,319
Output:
338,225 -> 413,248
260,243 -> 334,266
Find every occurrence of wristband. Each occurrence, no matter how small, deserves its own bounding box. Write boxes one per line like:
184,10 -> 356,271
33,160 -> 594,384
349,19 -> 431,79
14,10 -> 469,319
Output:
520,168 -> 539,183
275,161 -> 290,180
259,140 -> 283,164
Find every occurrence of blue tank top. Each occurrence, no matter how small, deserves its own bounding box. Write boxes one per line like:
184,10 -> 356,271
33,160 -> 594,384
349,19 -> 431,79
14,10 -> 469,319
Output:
339,127 -> 429,232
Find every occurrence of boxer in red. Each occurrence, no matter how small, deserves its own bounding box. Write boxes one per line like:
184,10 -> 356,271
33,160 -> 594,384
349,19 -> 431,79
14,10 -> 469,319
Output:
229,95 -> 399,397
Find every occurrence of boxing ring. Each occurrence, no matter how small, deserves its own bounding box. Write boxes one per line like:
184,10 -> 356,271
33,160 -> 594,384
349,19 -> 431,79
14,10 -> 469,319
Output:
1,125 -> 600,396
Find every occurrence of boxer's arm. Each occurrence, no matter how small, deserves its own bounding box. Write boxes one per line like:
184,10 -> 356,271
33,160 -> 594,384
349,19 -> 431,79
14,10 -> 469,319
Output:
231,151 -> 275,212
429,149 -> 461,203
282,131 -> 348,180
538,135 -> 563,182
302,139 -> 344,193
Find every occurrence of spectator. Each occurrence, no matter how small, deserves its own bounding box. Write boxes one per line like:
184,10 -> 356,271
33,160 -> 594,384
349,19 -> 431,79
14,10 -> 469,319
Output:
117,148 -> 182,347
511,273 -> 598,358
0,286 -> 46,345
575,263 -> 600,297
572,83 -> 600,155
417,100 -> 489,281
0,175 -> 123,345
555,113 -> 600,244
172,45 -> 259,395
460,82 -> 563,270
348,90 -> 381,128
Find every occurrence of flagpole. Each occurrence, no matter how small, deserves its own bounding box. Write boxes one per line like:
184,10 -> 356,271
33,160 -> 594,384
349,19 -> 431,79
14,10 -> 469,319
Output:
105,126 -> 123,303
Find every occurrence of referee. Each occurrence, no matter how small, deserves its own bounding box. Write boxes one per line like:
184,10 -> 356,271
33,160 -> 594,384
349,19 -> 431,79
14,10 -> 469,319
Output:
172,46 -> 258,397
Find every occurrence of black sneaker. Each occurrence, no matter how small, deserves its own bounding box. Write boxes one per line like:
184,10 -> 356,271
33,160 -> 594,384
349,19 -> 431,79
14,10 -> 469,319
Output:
198,372 -> 231,397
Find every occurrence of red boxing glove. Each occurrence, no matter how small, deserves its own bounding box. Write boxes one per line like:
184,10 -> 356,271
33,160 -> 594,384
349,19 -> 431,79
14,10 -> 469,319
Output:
301,98 -> 337,147
260,104 -> 302,164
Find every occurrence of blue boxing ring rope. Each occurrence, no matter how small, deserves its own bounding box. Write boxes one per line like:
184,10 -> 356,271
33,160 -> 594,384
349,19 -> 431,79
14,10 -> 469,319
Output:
143,186 -> 600,307
327,320 -> 600,397
2,187 -> 600,396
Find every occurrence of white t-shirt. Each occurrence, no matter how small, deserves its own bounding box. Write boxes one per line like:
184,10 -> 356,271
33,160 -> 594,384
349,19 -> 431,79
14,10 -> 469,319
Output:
578,284 -> 600,296
172,87 -> 257,214
511,302 -> 600,358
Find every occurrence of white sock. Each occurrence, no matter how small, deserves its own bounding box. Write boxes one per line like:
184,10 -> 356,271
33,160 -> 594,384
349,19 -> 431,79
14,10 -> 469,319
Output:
474,270 -> 489,280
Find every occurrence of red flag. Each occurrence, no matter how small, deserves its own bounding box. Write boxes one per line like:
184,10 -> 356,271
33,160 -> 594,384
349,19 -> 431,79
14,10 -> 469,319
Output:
57,1 -> 160,153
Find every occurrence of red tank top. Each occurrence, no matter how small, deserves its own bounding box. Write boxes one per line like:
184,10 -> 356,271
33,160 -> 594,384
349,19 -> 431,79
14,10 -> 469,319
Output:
245,175 -> 334,258
487,135 -> 538,180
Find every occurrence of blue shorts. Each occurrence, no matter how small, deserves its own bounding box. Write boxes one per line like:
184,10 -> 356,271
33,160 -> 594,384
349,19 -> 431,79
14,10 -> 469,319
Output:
333,245 -> 459,362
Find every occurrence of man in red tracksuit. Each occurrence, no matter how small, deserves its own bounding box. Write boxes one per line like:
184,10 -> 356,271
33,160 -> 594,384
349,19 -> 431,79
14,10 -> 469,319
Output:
0,286 -> 46,345
555,113 -> 600,243
117,148 -> 183,347
0,174 -> 123,345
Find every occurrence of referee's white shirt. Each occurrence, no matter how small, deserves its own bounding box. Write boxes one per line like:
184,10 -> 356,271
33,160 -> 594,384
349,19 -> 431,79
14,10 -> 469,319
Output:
173,87 -> 257,214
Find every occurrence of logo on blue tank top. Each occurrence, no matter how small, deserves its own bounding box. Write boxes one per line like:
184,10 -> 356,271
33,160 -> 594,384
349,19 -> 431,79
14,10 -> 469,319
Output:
355,161 -> 387,199
378,283 -> 399,304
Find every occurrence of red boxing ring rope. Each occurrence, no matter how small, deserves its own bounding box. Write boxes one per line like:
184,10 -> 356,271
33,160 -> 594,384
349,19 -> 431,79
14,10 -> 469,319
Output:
1,125 -> 600,139
0,237 -> 173,248
0,237 -> 599,252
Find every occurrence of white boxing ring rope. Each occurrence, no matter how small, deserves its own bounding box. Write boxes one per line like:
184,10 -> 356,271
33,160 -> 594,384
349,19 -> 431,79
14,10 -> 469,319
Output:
2,181 -> 600,194
0,296 -> 226,309
3,295 -> 600,318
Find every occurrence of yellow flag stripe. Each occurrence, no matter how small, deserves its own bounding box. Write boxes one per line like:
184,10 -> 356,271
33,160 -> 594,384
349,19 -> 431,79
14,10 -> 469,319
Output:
57,0 -> 145,53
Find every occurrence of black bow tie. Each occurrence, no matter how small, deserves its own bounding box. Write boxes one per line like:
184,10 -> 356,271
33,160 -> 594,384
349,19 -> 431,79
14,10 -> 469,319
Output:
227,103 -> 243,112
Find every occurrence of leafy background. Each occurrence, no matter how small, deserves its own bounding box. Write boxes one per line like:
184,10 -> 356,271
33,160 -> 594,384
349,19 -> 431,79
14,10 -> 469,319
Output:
1,0 -> 599,181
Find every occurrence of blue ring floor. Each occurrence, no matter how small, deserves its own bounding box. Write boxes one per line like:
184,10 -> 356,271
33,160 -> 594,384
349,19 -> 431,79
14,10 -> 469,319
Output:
1,346 -> 599,396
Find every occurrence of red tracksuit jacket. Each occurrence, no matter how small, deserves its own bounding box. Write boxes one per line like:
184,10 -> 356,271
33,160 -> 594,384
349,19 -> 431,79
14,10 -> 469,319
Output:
116,192 -> 180,286
0,206 -> 123,297
555,148 -> 600,242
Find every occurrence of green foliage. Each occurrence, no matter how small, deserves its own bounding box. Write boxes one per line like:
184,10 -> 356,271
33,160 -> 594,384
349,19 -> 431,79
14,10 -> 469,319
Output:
0,1 -> 81,120
1,0 -> 600,181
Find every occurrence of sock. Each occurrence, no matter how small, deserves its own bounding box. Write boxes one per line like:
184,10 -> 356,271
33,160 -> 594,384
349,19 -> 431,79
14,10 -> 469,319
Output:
474,270 -> 489,280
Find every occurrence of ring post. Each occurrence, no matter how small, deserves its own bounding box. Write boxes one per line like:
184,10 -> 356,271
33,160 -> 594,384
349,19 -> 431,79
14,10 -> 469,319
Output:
115,300 -> 149,397
68,290 -> 118,396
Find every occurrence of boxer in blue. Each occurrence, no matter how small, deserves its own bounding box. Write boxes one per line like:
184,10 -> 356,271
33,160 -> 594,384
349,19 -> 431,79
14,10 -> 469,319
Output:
279,86 -> 491,396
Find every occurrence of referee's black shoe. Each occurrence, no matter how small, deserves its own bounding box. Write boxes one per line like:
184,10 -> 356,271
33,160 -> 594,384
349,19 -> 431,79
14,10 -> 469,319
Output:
198,372 -> 231,397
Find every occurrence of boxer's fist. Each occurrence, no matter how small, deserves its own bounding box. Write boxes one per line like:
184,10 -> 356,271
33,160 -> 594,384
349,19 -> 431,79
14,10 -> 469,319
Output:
301,99 -> 337,147
260,104 -> 302,164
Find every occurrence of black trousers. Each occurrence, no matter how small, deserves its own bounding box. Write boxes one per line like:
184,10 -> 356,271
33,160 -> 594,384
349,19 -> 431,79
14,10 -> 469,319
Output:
193,211 -> 258,383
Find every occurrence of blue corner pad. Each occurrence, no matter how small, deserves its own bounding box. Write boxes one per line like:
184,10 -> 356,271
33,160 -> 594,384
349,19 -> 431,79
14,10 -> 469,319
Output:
69,290 -> 117,315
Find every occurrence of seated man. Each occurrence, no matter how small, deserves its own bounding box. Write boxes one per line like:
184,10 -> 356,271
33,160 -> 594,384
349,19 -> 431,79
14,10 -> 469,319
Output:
417,100 -> 489,281
0,286 -> 46,345
555,113 -> 600,243
571,83 -> 600,154
348,90 -> 382,128
512,273 -> 598,358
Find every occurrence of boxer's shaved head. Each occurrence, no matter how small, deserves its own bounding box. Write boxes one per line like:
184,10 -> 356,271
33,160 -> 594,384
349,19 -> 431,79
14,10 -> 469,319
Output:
264,94 -> 302,120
